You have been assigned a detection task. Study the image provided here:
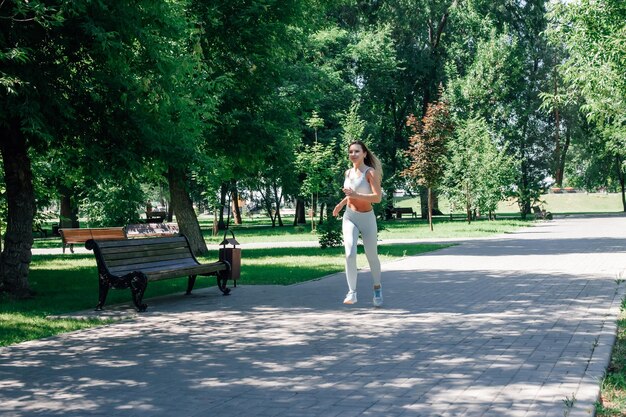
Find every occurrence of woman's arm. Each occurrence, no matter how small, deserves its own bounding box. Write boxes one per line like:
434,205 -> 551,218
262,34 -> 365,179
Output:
343,169 -> 382,203
333,197 -> 348,217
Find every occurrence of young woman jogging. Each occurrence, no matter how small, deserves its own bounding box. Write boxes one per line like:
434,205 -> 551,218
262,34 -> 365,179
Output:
332,140 -> 383,307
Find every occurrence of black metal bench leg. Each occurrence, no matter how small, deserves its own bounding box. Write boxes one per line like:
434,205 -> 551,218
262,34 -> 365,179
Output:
95,277 -> 110,311
129,272 -> 148,312
186,275 -> 197,295
216,271 -> 231,296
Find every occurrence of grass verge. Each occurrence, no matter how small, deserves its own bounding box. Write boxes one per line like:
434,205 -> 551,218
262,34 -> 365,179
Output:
1,243 -> 448,347
596,299 -> 626,416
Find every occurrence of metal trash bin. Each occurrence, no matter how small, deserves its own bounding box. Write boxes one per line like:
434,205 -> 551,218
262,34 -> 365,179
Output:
219,229 -> 240,286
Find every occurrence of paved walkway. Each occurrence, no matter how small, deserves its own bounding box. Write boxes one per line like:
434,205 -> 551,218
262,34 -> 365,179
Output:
2,215 -> 626,416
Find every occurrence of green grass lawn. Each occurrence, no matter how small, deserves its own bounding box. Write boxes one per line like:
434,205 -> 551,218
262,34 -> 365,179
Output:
392,191 -> 624,215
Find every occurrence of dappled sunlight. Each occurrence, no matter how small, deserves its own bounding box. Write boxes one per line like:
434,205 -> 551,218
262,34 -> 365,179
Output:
2,216 -> 625,415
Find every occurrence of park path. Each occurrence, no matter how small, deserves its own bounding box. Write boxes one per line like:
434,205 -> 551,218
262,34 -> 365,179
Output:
2,214 -> 626,416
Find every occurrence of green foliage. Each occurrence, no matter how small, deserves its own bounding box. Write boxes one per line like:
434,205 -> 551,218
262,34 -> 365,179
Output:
442,116 -> 517,217
547,0 -> 626,129
80,179 -> 145,227
444,19 -> 554,216
296,141 -> 339,197
403,99 -> 454,189
317,215 -> 343,248
547,0 -> 626,210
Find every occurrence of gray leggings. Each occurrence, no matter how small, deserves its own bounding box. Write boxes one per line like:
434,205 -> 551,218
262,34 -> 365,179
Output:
342,207 -> 381,292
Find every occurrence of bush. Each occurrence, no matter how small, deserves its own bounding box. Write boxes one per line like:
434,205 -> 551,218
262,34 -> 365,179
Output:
81,179 -> 144,227
317,215 -> 343,249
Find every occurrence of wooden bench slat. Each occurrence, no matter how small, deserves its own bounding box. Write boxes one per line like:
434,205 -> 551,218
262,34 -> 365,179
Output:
101,247 -> 191,262
59,227 -> 126,253
145,264 -> 227,281
98,242 -> 189,255
96,236 -> 184,248
112,263 -> 227,281
108,257 -> 199,272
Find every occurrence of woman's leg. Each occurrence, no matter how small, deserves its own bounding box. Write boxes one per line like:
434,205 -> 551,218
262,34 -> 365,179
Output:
360,211 -> 381,286
342,212 -> 360,293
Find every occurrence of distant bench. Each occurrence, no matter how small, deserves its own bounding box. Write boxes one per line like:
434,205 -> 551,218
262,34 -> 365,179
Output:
59,227 -> 126,254
390,207 -> 416,219
86,235 -> 236,312
532,206 -> 553,220
448,213 -> 468,221
126,222 -> 179,238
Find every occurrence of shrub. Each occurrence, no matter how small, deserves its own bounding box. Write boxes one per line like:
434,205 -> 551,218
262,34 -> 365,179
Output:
317,215 -> 343,248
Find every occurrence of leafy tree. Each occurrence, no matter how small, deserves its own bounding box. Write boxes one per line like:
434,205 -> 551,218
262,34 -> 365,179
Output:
192,0 -> 310,229
296,140 -> 338,230
403,99 -> 454,231
546,0 -> 626,210
0,0 -> 209,295
445,21 -> 553,218
442,117 -> 517,221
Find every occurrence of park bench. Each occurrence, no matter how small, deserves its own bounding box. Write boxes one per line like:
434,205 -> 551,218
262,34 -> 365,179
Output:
86,235 -> 238,312
532,206 -> 553,220
391,207 -> 416,219
449,213 -> 468,221
32,223 -> 47,238
59,227 -> 127,254
126,222 -> 179,238
145,210 -> 167,223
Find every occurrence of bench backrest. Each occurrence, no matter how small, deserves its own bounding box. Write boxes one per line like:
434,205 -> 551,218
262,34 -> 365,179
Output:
59,227 -> 126,244
126,223 -> 179,238
87,236 -> 199,278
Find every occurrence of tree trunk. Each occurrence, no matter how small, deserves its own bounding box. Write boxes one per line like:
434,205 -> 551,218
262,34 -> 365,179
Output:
420,187 -> 428,219
0,126 -> 35,297
465,184 -> 472,224
231,180 -> 242,225
553,73 -> 563,187
294,198 -> 306,225
617,156 -> 626,212
272,182 -> 284,227
559,127 -> 571,186
218,183 -> 227,230
318,202 -> 326,225
428,187 -> 433,231
167,166 -> 208,256
259,186 -> 276,227
59,185 -> 79,228
420,187 -> 442,218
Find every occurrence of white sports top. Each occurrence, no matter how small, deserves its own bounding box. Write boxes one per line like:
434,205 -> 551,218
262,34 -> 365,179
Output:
343,167 -> 373,195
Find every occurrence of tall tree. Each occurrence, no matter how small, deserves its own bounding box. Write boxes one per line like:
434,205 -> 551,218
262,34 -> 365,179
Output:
442,117 -> 517,221
403,98 -> 454,231
547,0 -> 626,209
0,0 -> 209,294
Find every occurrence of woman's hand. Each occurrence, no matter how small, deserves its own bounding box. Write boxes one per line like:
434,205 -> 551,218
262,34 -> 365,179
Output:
333,197 -> 348,217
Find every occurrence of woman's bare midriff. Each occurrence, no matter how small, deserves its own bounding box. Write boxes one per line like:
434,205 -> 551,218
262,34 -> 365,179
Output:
347,199 -> 373,213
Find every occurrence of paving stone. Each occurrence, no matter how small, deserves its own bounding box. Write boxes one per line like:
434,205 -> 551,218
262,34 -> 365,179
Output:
1,214 -> 625,416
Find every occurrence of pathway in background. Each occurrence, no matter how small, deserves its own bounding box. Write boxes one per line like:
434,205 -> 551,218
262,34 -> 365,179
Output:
2,214 -> 626,416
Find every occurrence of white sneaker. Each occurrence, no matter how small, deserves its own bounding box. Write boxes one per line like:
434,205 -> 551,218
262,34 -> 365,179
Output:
373,286 -> 383,307
343,291 -> 357,304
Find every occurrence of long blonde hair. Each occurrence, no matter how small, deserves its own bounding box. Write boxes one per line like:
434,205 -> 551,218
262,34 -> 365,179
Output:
349,140 -> 383,183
